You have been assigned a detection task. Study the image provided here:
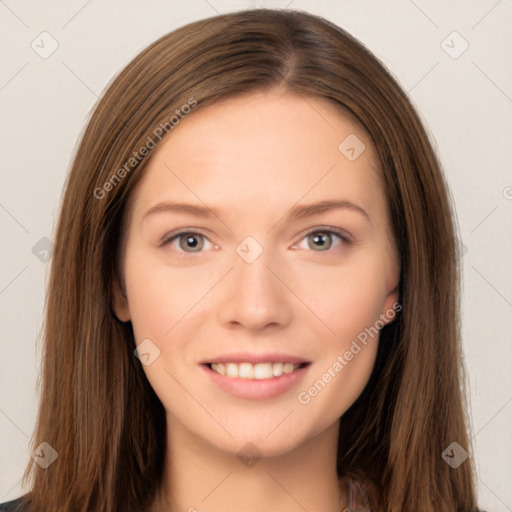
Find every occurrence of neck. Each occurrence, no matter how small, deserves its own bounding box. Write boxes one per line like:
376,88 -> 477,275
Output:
152,418 -> 347,512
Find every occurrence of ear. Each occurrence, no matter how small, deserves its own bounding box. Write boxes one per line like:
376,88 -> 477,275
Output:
112,276 -> 131,322
380,282 -> 401,326
380,256 -> 402,325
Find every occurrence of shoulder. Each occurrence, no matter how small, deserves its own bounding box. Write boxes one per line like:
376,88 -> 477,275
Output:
0,496 -> 26,512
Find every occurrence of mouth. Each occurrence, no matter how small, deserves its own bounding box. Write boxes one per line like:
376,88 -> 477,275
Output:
200,358 -> 311,400
204,361 -> 310,379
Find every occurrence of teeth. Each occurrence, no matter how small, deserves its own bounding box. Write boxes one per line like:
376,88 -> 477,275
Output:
210,362 -> 302,379
238,363 -> 253,378
226,363 -> 238,377
254,363 -> 273,379
272,362 -> 283,377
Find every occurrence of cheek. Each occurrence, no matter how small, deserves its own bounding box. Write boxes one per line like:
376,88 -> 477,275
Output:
304,254 -> 389,342
123,248 -> 213,341
296,266 -> 384,421
123,253 -> 202,411
293,255 -> 387,410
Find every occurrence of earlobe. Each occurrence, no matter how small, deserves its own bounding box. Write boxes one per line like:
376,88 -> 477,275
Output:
112,277 -> 131,322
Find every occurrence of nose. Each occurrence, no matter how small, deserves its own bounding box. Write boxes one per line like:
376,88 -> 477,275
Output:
216,246 -> 293,332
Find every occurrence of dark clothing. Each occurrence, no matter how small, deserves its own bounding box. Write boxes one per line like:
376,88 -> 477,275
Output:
0,497 -> 24,511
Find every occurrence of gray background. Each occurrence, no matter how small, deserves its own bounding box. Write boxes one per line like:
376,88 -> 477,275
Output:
0,1 -> 511,510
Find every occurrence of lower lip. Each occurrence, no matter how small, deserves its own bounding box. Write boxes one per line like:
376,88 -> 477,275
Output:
201,364 -> 310,400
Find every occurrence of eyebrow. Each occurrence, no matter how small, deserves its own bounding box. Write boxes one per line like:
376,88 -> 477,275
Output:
142,199 -> 371,224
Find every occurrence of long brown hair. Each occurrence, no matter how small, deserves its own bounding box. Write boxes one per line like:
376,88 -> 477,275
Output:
19,8 -> 481,512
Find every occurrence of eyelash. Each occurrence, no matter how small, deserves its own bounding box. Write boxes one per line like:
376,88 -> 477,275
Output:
160,227 -> 353,253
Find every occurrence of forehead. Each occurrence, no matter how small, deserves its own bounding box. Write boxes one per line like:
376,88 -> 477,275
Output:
128,92 -> 384,221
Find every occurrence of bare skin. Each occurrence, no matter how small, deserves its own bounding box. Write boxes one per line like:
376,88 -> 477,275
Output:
113,91 -> 400,512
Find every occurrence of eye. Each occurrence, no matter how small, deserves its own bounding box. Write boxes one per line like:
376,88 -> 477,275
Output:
161,230 -> 217,253
293,228 -> 352,252
160,228 -> 351,253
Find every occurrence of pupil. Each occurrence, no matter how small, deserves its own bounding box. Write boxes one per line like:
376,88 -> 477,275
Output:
311,232 -> 330,250
181,234 -> 202,251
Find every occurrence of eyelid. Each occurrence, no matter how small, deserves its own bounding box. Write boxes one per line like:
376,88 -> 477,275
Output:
160,227 -> 204,240
160,225 -> 354,252
295,225 -> 353,244
160,228 -> 214,249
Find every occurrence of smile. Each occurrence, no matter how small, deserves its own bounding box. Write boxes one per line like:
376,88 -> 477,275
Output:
201,360 -> 311,400
208,361 -> 305,379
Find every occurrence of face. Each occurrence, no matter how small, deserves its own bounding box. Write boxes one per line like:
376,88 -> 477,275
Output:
114,91 -> 400,457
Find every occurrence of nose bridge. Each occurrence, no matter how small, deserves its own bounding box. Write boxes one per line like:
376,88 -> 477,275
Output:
234,237 -> 281,302
218,235 -> 292,329
235,247 -> 273,291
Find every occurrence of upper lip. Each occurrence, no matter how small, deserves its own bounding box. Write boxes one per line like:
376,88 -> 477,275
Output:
201,352 -> 311,365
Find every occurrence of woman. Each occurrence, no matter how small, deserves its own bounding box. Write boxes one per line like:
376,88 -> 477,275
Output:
0,8 -> 484,512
